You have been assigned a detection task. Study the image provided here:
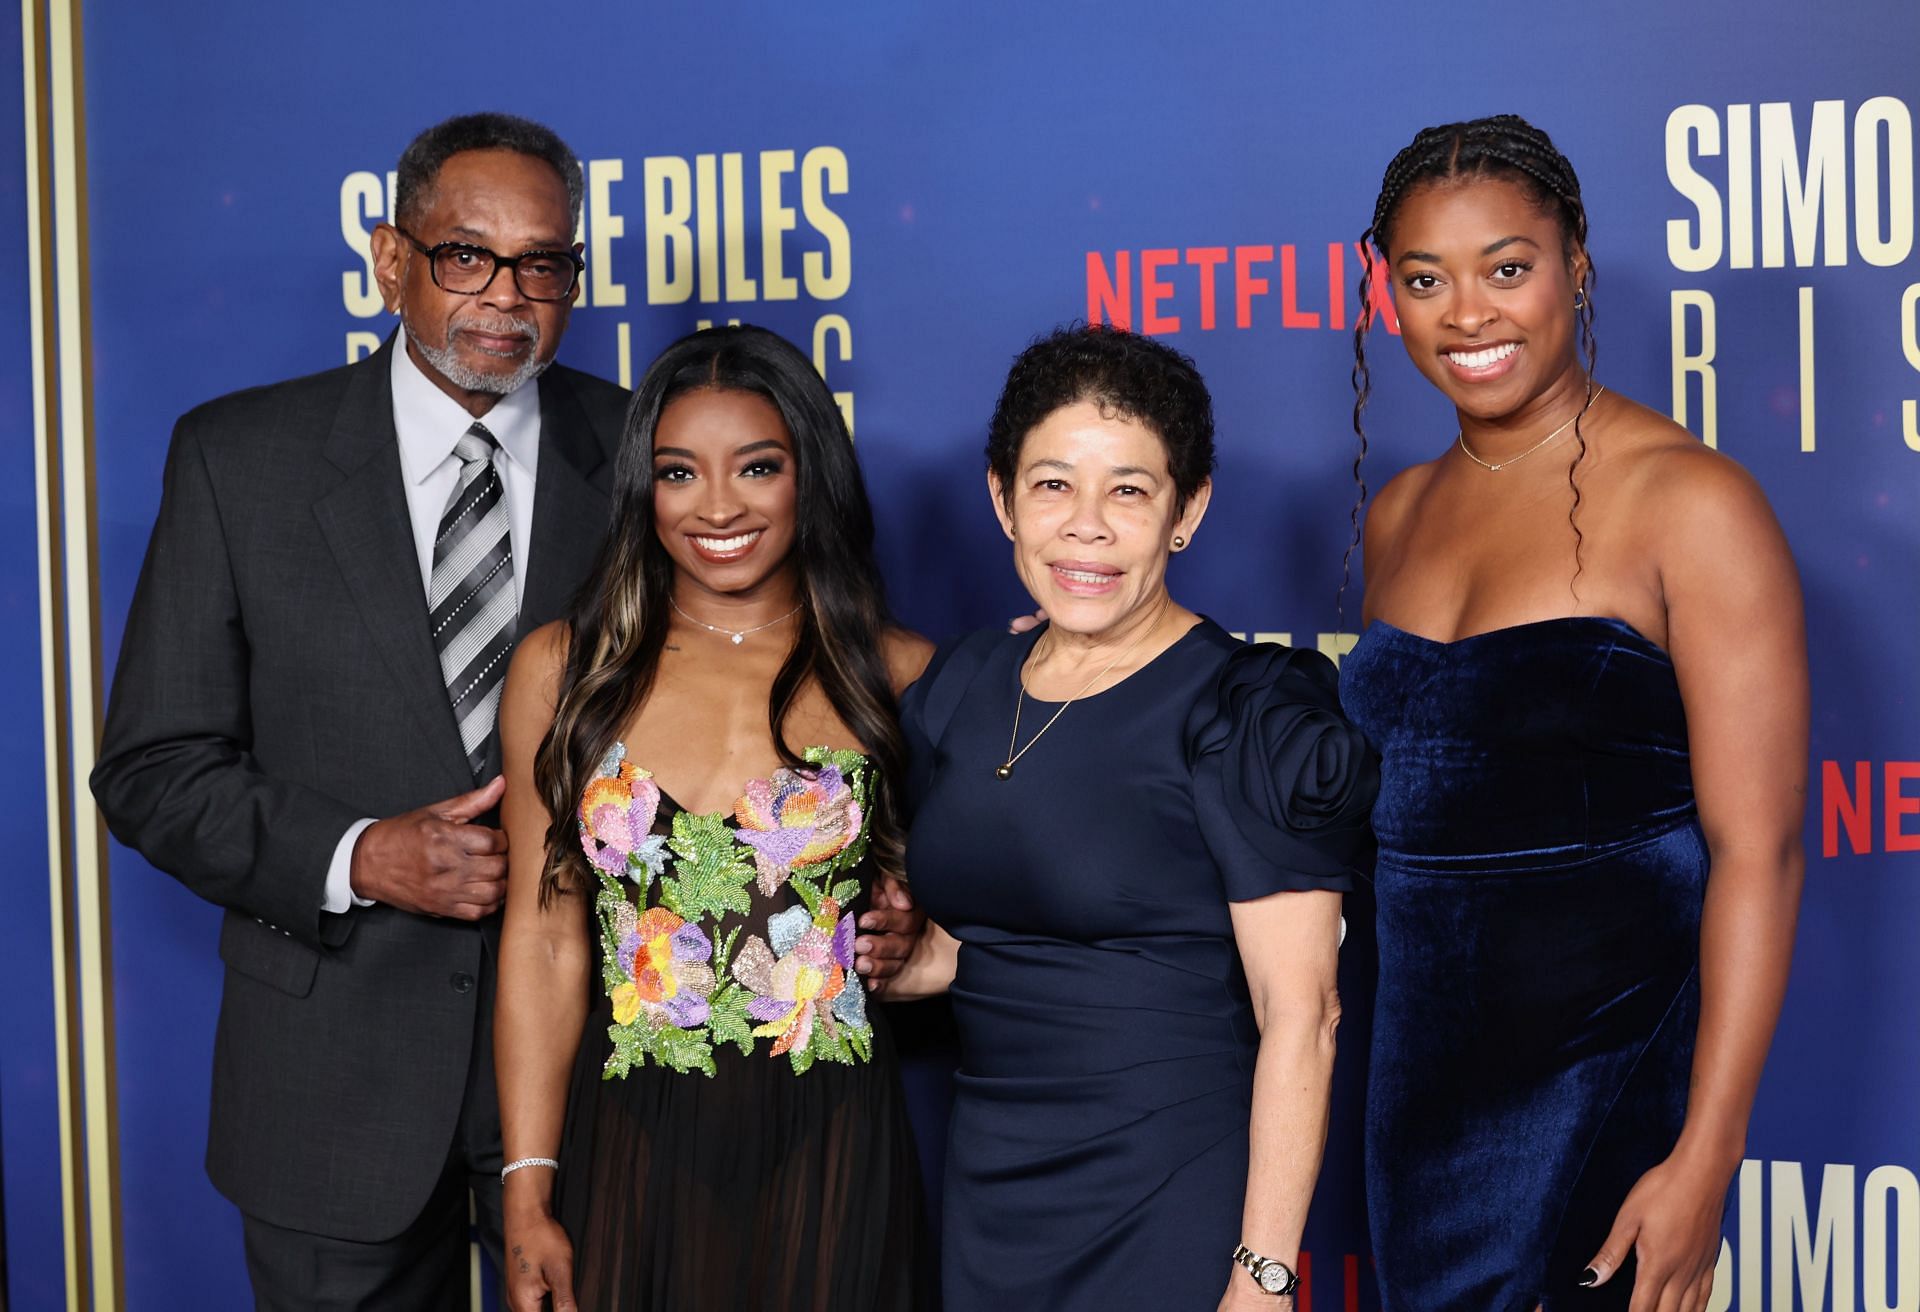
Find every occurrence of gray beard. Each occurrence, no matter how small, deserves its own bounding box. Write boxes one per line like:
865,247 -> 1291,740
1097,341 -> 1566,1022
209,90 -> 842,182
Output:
406,313 -> 549,395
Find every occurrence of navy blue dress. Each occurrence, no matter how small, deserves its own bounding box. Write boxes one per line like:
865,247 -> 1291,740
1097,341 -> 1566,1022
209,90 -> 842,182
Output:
1341,618 -> 1707,1312
902,620 -> 1376,1310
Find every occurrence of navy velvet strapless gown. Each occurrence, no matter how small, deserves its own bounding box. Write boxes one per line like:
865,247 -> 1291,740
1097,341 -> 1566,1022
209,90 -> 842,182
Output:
902,621 -> 1377,1310
1341,617 -> 1707,1312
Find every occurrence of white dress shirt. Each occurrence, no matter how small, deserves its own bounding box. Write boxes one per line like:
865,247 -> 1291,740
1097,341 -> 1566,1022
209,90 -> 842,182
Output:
321,336 -> 542,913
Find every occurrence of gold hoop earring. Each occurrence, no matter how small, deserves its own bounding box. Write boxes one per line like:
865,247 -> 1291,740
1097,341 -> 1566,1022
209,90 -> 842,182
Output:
1573,288 -> 1587,311
1171,535 -> 1187,551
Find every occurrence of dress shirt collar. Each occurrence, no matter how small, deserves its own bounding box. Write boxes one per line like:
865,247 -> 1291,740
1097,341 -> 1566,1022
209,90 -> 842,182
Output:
390,332 -> 541,484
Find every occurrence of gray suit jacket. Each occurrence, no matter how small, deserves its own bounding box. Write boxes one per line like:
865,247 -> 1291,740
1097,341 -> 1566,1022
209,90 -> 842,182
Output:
92,336 -> 626,1241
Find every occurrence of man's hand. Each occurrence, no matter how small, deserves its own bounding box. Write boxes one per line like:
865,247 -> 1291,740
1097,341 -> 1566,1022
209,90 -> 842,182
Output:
854,874 -> 925,986
349,776 -> 509,919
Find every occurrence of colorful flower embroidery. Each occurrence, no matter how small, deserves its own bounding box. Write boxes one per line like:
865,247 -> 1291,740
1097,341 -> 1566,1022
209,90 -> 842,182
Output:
733,764 -> 863,894
608,904 -> 716,1029
732,899 -> 861,1056
588,745 -> 877,1078
578,745 -> 670,882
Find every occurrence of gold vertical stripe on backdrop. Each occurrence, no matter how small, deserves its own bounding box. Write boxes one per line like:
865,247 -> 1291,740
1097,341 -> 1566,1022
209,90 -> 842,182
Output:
21,0 -> 87,1305
46,0 -> 122,1304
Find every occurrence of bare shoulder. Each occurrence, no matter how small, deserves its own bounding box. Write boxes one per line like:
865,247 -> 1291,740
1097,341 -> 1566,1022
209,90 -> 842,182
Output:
1608,407 -> 1782,549
882,626 -> 936,695
504,618 -> 573,711
1363,457 -> 1440,550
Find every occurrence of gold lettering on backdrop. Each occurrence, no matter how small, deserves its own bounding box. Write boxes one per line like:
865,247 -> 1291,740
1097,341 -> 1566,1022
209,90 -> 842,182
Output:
643,156 -> 693,305
590,159 -> 627,309
812,315 -> 854,436
760,150 -> 799,301
339,172 -> 384,318
1664,98 -> 1920,452
1797,288 -> 1816,452
1670,291 -> 1718,448
1903,284 -> 1920,452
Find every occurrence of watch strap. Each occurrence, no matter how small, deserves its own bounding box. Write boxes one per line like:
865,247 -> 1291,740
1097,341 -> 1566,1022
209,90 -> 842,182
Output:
1232,1243 -> 1300,1296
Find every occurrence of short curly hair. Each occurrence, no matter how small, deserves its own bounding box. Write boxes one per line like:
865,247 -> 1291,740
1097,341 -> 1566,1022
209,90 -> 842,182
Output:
986,325 -> 1215,512
394,112 -> 584,231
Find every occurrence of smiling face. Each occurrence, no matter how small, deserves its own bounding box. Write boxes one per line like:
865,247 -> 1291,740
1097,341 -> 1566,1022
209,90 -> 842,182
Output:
651,387 -> 799,601
372,148 -> 579,414
1388,174 -> 1589,423
989,400 -> 1209,639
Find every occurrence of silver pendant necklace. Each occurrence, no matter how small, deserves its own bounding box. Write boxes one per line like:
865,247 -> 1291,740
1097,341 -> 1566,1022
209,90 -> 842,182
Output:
670,599 -> 800,645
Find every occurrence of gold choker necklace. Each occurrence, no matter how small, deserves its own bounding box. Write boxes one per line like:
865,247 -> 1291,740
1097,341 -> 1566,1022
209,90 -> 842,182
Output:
1457,384 -> 1606,471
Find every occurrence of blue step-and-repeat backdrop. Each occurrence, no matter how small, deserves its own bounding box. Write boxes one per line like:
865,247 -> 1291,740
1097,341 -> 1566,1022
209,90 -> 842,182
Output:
5,3 -> 1916,1307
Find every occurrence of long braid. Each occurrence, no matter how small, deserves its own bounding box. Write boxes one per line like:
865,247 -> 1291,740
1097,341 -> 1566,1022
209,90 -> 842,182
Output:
1337,226 -> 1377,635
1349,114 -> 1600,612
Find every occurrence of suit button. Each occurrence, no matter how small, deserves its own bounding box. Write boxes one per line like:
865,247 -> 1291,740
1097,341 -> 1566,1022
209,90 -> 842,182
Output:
450,972 -> 474,994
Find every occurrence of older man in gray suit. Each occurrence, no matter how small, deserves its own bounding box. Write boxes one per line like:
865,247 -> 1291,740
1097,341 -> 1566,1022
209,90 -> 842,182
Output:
93,112 -> 624,1308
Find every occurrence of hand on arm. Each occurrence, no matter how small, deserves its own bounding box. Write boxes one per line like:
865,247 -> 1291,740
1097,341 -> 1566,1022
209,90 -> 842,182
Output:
1219,888 -> 1344,1312
1584,454 -> 1807,1312
493,622 -> 592,1312
865,918 -> 960,1002
853,874 -> 925,983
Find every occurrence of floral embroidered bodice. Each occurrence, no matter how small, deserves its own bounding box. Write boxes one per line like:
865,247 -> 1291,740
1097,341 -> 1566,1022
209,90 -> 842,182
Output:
576,742 -> 877,1078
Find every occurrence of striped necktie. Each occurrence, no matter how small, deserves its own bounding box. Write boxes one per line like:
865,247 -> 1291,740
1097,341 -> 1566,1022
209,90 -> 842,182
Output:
430,422 -> 517,778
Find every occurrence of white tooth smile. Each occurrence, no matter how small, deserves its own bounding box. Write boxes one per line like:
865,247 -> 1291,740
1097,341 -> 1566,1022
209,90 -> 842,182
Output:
1447,342 -> 1519,369
1055,567 -> 1113,584
693,531 -> 762,553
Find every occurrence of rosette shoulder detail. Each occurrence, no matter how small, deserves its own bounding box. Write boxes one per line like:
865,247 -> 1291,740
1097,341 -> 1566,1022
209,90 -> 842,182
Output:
1184,643 -> 1380,901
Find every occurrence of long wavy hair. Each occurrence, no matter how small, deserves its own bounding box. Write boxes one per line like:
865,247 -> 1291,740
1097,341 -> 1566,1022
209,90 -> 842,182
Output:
1343,113 -> 1601,625
534,324 -> 905,904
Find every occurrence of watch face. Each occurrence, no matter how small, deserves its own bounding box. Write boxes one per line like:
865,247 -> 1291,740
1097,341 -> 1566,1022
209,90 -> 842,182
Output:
1257,1264 -> 1289,1294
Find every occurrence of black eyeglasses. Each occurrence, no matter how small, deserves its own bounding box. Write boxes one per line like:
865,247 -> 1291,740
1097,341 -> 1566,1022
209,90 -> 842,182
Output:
393,226 -> 584,302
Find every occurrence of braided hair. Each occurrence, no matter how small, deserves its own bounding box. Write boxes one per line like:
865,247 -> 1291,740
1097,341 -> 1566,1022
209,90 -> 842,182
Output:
1342,114 -> 1600,624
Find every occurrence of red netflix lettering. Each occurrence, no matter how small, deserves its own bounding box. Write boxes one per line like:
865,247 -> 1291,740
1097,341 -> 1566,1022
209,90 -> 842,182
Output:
1888,762 -> 1920,853
1235,245 -> 1273,329
1086,251 -> 1130,329
1140,248 -> 1180,335
1187,246 -> 1228,331
1281,244 -> 1321,328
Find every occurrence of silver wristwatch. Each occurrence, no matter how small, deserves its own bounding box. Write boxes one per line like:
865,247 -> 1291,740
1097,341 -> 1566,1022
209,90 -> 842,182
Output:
1232,1244 -> 1299,1296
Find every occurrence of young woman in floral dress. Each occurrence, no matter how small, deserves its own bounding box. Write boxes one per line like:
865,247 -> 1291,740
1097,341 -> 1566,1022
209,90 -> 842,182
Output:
493,325 -> 931,1311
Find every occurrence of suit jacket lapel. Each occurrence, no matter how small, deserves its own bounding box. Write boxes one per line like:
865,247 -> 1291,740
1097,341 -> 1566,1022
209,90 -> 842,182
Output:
311,338 -> 473,795
520,370 -> 614,633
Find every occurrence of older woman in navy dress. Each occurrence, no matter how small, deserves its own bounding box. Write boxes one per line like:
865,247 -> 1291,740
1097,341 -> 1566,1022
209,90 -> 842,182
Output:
1340,116 -> 1807,1312
881,326 -> 1376,1311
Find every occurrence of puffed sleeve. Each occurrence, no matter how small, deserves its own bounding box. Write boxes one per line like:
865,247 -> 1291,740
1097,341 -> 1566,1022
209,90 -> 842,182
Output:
899,628 -> 1003,815
1184,642 -> 1380,901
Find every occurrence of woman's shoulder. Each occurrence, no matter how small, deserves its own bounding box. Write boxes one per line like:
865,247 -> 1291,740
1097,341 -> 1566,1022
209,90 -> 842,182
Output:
1182,635 -> 1378,897
1182,633 -> 1345,732
880,626 -> 937,696
504,618 -> 572,707
1601,398 -> 1784,545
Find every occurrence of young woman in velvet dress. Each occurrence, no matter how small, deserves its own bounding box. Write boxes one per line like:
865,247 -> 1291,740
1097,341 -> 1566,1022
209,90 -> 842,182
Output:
492,325 -> 930,1311
1338,116 -> 1806,1312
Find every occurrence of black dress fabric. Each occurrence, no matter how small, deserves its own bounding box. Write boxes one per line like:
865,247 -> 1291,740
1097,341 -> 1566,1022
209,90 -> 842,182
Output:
554,744 -> 927,1310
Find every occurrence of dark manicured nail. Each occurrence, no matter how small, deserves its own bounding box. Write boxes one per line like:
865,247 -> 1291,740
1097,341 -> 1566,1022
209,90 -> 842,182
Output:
1578,1267 -> 1598,1287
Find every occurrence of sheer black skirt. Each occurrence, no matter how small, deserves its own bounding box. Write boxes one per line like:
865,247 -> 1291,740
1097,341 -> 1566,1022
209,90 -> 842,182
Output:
556,1001 -> 929,1311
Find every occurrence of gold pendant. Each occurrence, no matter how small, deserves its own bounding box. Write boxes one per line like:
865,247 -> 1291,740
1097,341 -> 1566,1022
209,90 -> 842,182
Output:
994,764 -> 1012,780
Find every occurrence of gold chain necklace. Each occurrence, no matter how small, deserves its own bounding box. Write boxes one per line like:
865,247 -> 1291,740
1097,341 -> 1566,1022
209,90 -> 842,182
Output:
1457,384 -> 1605,472
996,607 -> 1165,781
